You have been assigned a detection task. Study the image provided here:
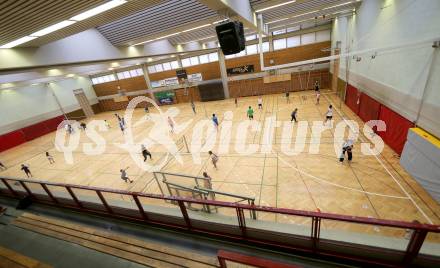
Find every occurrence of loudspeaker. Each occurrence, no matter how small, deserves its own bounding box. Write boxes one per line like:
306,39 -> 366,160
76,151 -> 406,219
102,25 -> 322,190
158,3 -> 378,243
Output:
216,21 -> 245,55
16,196 -> 32,210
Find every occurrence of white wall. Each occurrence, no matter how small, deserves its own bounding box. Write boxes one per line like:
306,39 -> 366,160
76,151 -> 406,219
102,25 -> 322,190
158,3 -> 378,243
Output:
0,29 -> 123,70
331,0 -> 440,137
0,76 -> 97,134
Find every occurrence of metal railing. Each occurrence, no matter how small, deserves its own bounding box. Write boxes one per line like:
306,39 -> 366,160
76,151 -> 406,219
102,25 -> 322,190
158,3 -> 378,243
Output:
0,175 -> 439,267
154,171 -> 256,218
217,250 -> 300,268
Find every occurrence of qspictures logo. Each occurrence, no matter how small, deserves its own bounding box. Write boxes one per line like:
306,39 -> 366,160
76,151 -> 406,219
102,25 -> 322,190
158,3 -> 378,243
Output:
54,96 -> 386,170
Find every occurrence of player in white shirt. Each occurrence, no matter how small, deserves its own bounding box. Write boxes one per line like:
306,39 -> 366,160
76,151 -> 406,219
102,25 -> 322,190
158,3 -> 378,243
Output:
324,105 -> 333,126
120,167 -> 133,183
257,97 -> 263,109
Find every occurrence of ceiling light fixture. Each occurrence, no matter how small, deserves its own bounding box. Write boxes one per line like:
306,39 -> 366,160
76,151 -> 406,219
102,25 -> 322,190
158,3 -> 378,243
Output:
323,1 -> 358,10
212,19 -> 228,24
0,0 -> 127,49
133,31 -> 182,46
132,19 -> 224,47
0,36 -> 38,49
181,24 -> 211,33
70,0 -> 127,21
255,0 -> 297,13
31,20 -> 76,37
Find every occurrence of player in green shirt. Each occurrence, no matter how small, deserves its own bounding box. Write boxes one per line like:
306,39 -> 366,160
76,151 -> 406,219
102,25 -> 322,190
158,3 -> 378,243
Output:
247,106 -> 254,120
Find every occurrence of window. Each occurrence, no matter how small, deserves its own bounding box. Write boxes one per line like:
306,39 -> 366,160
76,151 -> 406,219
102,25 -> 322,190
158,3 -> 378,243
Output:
245,34 -> 256,41
136,68 -> 143,76
262,42 -> 270,52
301,32 -> 315,45
91,78 -> 98,84
154,64 -> 163,72
316,30 -> 331,42
199,54 -> 209,64
246,44 -> 258,55
236,49 -> 246,57
287,26 -> 300,32
273,38 -> 286,50
129,69 -> 138,77
208,52 -> 218,62
181,58 -> 191,67
287,36 -> 300,48
116,72 -> 125,80
148,66 -> 156,73
162,62 -> 172,71
170,61 -> 179,69
189,56 -> 199,65
273,29 -> 286,35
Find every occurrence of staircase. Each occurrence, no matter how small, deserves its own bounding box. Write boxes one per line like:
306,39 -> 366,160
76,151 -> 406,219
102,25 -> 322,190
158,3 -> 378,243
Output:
12,213 -> 219,268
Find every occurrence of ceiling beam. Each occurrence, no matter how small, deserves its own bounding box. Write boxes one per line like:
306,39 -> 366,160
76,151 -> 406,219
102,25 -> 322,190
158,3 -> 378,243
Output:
197,0 -> 259,32
264,0 -> 361,25
128,16 -> 223,46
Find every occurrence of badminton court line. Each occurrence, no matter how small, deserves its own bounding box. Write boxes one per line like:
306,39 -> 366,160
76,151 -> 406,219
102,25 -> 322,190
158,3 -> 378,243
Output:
324,94 -> 433,224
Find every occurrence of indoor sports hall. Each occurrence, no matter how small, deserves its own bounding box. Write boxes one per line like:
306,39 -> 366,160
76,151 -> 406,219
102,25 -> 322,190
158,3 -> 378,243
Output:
0,1 -> 439,267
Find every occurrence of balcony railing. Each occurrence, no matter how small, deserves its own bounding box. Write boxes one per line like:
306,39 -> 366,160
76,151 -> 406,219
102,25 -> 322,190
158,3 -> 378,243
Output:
1,175 -> 439,267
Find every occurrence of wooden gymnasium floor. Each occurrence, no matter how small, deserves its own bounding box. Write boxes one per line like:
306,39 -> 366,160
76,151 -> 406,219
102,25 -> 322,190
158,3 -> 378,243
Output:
1,90 -> 440,243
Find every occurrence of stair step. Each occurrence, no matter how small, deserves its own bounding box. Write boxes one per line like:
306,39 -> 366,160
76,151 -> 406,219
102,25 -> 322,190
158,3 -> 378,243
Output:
13,213 -> 218,268
0,246 -> 52,268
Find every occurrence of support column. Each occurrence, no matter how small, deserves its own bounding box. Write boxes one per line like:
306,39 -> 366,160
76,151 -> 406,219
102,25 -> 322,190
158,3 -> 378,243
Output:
141,64 -> 155,101
176,56 -> 183,68
48,83 -> 68,120
218,49 -> 230,99
268,34 -> 274,52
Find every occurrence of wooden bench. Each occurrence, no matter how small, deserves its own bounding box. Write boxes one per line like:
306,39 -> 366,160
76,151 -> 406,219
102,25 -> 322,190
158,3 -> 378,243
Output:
0,246 -> 52,268
13,213 -> 219,268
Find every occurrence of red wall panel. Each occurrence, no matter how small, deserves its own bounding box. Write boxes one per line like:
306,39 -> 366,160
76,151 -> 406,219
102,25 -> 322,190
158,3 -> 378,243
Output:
0,130 -> 26,152
344,84 -> 360,114
21,122 -> 51,141
43,116 -> 65,131
358,93 -> 381,122
378,105 -> 414,154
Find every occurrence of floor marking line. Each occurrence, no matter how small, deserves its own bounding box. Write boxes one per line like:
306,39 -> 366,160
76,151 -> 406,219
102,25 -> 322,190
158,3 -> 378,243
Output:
275,150 -> 408,199
324,93 -> 433,224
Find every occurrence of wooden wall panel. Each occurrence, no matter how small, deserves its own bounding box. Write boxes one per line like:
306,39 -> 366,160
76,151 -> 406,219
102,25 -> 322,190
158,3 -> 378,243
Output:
225,41 -> 331,74
92,41 -> 331,103
92,77 -> 147,97
226,54 -> 261,73
149,62 -> 221,82
186,62 -> 221,80
263,41 -> 330,68
228,70 -> 330,98
98,94 -> 151,112
92,81 -> 119,97
148,69 -> 178,81
174,86 -> 201,103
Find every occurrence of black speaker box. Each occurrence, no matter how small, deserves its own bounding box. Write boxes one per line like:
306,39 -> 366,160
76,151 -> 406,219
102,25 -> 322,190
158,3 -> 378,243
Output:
216,21 -> 245,55
16,196 -> 32,210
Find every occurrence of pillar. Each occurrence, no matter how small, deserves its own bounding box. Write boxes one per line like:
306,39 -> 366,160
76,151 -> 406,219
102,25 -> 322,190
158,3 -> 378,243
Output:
218,49 -> 230,99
